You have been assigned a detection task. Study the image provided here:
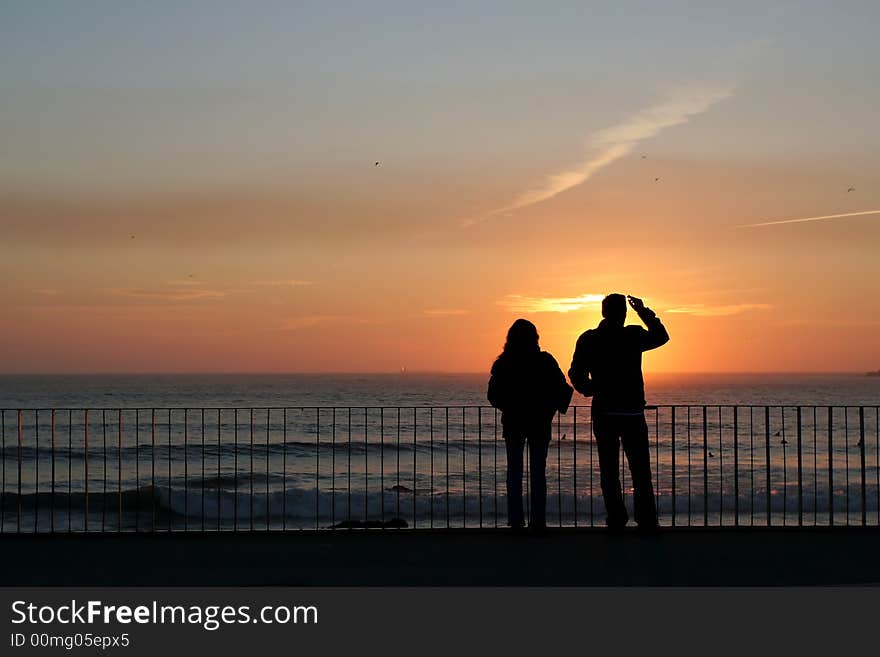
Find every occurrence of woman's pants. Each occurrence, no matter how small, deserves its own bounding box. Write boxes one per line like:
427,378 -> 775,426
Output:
505,433 -> 550,528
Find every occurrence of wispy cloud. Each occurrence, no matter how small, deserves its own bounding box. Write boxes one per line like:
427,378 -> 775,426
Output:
272,315 -> 376,331
468,85 -> 733,225
109,288 -> 229,302
251,279 -> 314,287
423,308 -> 469,317
500,294 -> 605,313
665,303 -> 771,317
500,293 -> 769,317
33,288 -> 61,296
738,209 -> 880,228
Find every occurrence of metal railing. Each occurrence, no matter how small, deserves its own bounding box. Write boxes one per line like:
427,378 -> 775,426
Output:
0,405 -> 878,532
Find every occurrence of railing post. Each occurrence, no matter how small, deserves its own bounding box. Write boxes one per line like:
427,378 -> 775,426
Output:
733,406 -> 739,527
859,407 -> 867,527
671,406 -> 676,527
765,407 -> 771,527
796,406 -> 803,527
703,406 -> 708,526
828,407 -> 834,527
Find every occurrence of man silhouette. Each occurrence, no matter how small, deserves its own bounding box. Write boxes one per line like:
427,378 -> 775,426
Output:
568,294 -> 669,531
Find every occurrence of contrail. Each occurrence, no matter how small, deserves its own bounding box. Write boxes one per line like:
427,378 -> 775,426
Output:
738,209 -> 880,228
464,84 -> 733,226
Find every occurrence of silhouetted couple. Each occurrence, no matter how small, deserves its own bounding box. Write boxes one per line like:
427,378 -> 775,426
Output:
488,294 -> 669,533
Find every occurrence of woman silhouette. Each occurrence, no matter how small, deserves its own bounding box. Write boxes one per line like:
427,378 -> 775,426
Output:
488,319 -> 572,531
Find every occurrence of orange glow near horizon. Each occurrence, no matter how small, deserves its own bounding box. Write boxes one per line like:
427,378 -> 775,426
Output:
3,6 -> 880,374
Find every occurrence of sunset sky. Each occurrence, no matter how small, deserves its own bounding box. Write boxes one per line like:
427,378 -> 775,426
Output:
2,1 -> 879,373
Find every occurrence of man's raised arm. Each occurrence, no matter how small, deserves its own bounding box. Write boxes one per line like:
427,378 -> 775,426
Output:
628,295 -> 669,351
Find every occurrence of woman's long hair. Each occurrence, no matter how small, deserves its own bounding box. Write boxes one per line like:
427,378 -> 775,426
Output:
496,319 -> 540,363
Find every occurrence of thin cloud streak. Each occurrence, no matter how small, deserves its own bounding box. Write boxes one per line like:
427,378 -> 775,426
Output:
738,209 -> 880,228
423,308 -> 469,317
468,85 -> 733,225
500,294 -> 605,313
665,303 -> 771,317
251,280 -> 314,287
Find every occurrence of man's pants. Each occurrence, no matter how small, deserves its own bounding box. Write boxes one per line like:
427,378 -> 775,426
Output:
593,413 -> 657,528
505,434 -> 550,528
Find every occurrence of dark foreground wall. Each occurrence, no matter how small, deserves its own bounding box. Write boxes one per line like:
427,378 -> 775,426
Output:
1,527 -> 878,586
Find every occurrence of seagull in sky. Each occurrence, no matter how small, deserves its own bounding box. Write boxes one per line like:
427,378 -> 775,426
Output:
847,187 -> 855,192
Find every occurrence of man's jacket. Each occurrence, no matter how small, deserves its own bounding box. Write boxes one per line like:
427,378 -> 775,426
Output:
568,308 -> 669,413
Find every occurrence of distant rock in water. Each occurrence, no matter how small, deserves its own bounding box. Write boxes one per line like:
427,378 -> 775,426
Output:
386,484 -> 412,493
866,370 -> 880,377
330,518 -> 408,529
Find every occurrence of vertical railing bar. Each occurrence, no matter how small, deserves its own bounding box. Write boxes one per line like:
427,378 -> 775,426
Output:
331,408 -> 336,530
859,406 -> 866,527
797,406 -> 803,527
764,406 -> 771,527
234,408 -> 238,532
202,409 -> 206,532
380,408 -> 385,528
479,407 -> 484,529
266,408 -> 270,532
84,410 -> 89,533
845,408 -> 850,526
69,410 -> 73,533
445,407 -> 450,528
250,409 -> 254,532
671,406 -> 676,527
315,407 -> 320,531
462,407 -> 466,528
655,408 -> 660,524
813,406 -> 818,526
589,409 -> 594,527
51,410 -> 56,533
733,406 -> 739,527
167,409 -> 172,533
282,408 -> 287,531
1,410 -> 4,535
184,409 -> 189,532
749,407 -> 754,526
34,410 -> 39,534
779,406 -> 788,527
118,409 -> 122,533
687,407 -> 691,526
150,409 -> 154,532
347,408 -> 352,524
493,407 -> 498,528
395,408 -> 400,523
876,407 -> 879,527
556,412 -> 561,527
430,407 -> 435,529
718,406 -> 722,526
702,406 -> 708,527
412,407 -> 417,530
101,409 -> 106,532
217,409 -> 221,532
134,409 -> 139,533
573,406 -> 578,528
364,408 -> 368,524
828,406 -> 834,527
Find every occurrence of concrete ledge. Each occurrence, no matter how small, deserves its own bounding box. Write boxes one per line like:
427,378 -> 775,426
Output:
1,527 -> 878,586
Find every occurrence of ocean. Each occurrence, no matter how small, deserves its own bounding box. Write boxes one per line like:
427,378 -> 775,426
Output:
0,373 -> 878,532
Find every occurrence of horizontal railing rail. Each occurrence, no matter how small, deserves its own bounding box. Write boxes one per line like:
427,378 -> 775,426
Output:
0,405 -> 878,533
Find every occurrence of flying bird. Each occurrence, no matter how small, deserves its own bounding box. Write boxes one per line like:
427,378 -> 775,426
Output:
130,234 -> 136,239
374,161 -> 380,167
847,187 -> 855,192
654,177 -> 660,182
641,155 -> 647,159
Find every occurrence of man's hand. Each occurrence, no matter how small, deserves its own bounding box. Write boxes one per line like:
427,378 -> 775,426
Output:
627,295 -> 646,313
